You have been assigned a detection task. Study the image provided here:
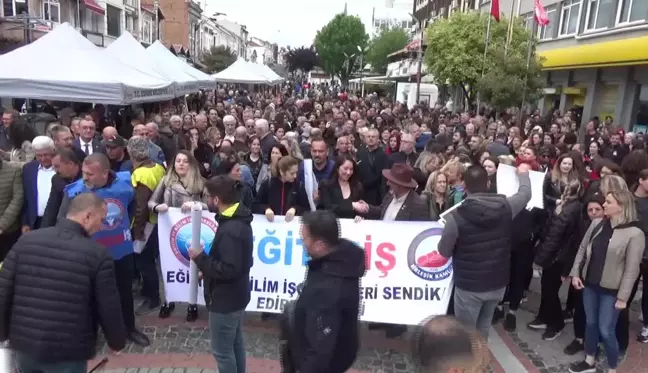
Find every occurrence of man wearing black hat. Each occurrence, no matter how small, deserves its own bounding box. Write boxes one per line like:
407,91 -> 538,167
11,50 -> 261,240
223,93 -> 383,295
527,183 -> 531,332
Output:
103,135 -> 133,173
365,163 -> 430,338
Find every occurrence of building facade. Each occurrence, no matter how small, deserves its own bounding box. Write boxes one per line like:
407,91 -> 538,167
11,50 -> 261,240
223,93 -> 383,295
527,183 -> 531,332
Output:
247,36 -> 275,65
141,0 -> 201,49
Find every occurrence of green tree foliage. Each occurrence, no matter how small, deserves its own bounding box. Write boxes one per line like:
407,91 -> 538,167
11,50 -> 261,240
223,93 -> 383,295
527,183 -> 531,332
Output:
285,47 -> 320,73
315,13 -> 369,85
201,45 -> 237,74
366,27 -> 409,74
425,11 -> 544,109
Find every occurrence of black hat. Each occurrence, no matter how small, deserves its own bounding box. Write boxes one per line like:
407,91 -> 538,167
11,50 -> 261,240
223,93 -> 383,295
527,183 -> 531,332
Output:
102,135 -> 126,147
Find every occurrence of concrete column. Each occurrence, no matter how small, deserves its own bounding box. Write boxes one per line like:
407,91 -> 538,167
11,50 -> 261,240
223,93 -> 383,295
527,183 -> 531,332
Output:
559,85 -> 568,114
581,80 -> 599,127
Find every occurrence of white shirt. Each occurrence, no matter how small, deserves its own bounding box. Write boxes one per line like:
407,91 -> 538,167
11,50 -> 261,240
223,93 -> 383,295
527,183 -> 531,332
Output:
80,139 -> 93,155
37,166 -> 56,217
224,134 -> 235,143
382,192 -> 409,221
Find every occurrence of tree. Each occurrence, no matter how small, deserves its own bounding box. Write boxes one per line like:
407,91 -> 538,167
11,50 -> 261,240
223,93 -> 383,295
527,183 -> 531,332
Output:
201,45 -> 237,74
285,47 -> 320,73
425,11 -> 543,110
315,13 -> 369,85
366,27 -> 409,74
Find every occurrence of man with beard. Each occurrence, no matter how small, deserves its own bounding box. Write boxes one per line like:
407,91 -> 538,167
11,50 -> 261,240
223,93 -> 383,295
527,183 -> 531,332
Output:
41,148 -> 82,228
298,138 -> 335,211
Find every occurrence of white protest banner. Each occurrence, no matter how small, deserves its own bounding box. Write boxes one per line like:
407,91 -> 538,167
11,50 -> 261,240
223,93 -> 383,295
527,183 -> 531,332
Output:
496,163 -> 546,209
157,208 -> 452,325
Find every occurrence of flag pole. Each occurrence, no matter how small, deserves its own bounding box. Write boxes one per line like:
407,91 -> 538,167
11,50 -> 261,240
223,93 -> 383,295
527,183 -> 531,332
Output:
519,22 -> 536,124
480,2 -> 493,78
504,0 -> 517,57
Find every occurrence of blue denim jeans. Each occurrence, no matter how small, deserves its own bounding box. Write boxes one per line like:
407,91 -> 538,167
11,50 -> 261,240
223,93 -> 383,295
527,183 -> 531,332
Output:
582,286 -> 621,368
14,352 -> 87,373
209,309 -> 246,373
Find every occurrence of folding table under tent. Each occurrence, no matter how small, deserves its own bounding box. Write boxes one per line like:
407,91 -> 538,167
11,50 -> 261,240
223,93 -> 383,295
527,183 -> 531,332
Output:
0,23 -> 174,104
212,59 -> 275,84
105,32 -> 201,97
146,41 -> 217,90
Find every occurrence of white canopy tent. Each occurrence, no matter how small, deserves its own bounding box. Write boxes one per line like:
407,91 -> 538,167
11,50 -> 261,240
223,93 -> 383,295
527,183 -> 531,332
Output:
248,62 -> 283,84
146,41 -> 216,90
0,23 -> 174,104
212,59 -> 275,84
105,32 -> 200,96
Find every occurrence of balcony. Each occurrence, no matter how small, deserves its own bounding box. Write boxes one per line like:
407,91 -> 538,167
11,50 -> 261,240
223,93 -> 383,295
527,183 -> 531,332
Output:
81,29 -> 104,47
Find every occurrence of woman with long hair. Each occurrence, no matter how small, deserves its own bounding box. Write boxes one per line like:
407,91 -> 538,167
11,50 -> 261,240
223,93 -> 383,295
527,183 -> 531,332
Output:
568,189 -> 645,373
281,136 -> 304,161
543,153 -> 582,212
317,154 -> 365,219
254,156 -> 308,222
420,171 -> 448,220
482,156 -> 499,193
413,152 -> 442,193
244,137 -> 263,183
529,180 -> 583,340
385,133 -> 400,155
255,143 -> 288,192
8,120 -> 36,164
148,150 -> 207,322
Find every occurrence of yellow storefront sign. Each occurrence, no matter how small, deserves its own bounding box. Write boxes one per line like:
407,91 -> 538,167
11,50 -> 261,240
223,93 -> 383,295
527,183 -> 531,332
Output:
539,36 -> 648,70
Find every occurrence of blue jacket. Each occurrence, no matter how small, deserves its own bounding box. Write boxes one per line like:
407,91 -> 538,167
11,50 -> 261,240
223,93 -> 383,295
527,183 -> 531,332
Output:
64,171 -> 135,260
297,159 -> 335,185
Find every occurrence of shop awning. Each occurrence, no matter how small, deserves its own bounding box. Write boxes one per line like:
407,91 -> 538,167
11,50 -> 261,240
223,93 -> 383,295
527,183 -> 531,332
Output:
539,35 -> 648,70
82,0 -> 105,15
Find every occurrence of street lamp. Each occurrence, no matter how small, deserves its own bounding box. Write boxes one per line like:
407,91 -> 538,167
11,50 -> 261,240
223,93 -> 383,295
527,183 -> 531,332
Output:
357,45 -> 369,97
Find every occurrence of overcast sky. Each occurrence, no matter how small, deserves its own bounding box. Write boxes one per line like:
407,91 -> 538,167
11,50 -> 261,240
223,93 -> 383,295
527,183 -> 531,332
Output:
204,0 -> 413,48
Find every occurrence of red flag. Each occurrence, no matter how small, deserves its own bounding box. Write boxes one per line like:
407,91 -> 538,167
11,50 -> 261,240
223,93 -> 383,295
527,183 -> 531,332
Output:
490,0 -> 500,22
534,0 -> 550,26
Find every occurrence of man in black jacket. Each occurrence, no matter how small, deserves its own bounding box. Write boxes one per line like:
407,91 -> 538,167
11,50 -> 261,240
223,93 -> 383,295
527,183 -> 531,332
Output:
356,128 -> 388,206
41,147 -> 82,227
190,175 -> 253,373
439,164 -> 532,338
290,210 -> 366,373
0,193 -> 126,372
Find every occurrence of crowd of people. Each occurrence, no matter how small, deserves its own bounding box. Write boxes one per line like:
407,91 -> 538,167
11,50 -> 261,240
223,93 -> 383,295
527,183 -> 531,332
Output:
0,86 -> 644,373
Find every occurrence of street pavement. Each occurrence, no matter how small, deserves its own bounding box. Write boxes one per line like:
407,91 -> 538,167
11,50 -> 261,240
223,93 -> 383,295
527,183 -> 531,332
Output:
91,278 -> 646,373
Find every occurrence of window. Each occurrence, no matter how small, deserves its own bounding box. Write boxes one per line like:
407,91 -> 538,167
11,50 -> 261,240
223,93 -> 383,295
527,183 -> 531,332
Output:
125,14 -> 134,33
539,7 -> 557,39
42,0 -> 60,22
3,0 -> 28,17
617,0 -> 648,24
106,5 -> 121,37
559,0 -> 581,36
585,0 -> 615,30
142,17 -> 152,43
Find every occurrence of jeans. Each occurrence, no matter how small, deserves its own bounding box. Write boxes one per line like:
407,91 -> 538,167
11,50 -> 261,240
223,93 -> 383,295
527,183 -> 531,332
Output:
538,263 -> 565,331
583,286 -> 621,369
209,309 -> 246,373
454,286 -> 506,339
136,226 -> 160,302
114,254 -> 136,331
14,352 -> 87,373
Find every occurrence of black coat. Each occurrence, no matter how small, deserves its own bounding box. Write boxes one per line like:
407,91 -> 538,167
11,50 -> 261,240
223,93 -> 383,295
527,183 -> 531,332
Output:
254,177 -> 309,215
534,199 -> 583,270
317,179 -> 363,219
194,205 -> 254,313
0,219 -> 126,361
41,171 -> 82,228
291,239 -> 366,373
356,147 -> 388,205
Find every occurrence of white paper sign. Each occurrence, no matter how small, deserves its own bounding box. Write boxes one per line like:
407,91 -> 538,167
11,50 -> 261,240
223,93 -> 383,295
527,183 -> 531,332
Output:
496,164 -> 546,209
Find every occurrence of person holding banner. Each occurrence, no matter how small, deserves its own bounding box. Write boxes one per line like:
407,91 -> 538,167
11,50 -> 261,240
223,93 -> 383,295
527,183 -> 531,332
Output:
438,163 -> 532,339
288,210 -> 365,373
254,156 -> 309,222
149,150 -> 208,321
189,175 -> 253,373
